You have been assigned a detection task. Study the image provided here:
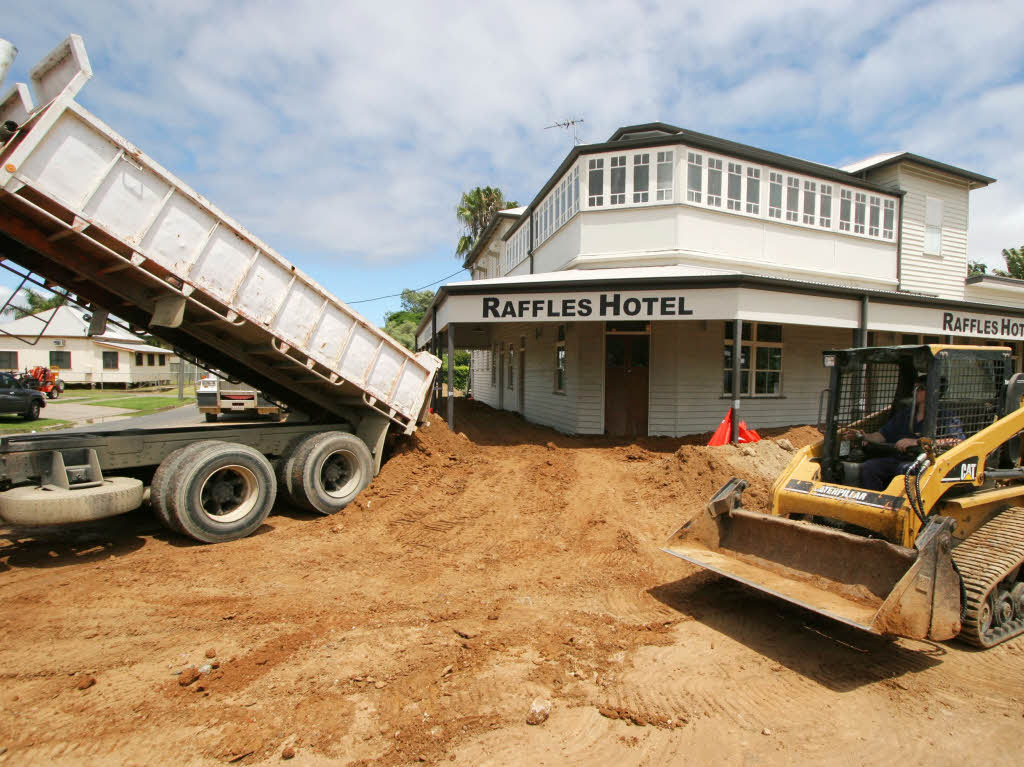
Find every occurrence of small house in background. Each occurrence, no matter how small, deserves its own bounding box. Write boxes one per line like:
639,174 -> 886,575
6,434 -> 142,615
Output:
0,305 -> 178,387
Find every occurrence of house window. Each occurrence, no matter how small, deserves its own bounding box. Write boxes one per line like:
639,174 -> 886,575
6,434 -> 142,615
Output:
868,196 -> 881,237
588,158 -> 604,206
50,351 -> 71,369
803,181 -> 816,225
706,157 -> 722,207
785,176 -> 800,222
147,353 -> 155,366
609,155 -> 626,205
135,352 -> 143,365
102,351 -> 118,369
925,196 -> 943,254
554,325 -> 566,394
768,172 -> 783,218
727,162 -> 742,211
656,151 -> 673,201
819,184 -> 832,228
159,354 -> 166,366
883,199 -> 895,239
0,351 -> 17,369
854,192 -> 867,234
746,167 -> 760,214
686,152 -> 702,203
507,344 -> 515,390
723,322 -> 783,396
632,153 -> 650,203
839,188 -> 852,231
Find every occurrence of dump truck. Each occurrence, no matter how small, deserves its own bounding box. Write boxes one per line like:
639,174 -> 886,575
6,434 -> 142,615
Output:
665,343 -> 1024,648
0,35 -> 440,542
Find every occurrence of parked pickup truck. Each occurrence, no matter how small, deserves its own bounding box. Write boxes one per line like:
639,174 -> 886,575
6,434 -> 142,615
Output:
197,374 -> 282,422
0,371 -> 46,420
0,35 -> 440,542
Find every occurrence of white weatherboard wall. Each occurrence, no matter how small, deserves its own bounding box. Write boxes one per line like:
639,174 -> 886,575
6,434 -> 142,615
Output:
649,321 -> 851,436
0,339 -> 173,384
870,165 -> 970,300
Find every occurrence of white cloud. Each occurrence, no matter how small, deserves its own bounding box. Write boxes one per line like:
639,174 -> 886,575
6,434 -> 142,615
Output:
4,0 -> 1024,314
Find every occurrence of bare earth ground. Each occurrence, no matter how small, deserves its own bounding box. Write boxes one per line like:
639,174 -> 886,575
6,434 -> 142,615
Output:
1,399 -> 1023,766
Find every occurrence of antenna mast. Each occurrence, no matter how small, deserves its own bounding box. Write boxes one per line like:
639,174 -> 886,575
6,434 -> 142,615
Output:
545,117 -> 585,146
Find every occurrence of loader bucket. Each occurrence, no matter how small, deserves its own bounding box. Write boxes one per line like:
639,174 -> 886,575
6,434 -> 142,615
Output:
663,479 -> 962,641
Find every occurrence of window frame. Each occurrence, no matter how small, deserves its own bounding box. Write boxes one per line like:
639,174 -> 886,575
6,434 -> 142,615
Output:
49,350 -> 71,369
722,322 -> 784,398
0,350 -> 17,369
102,350 -> 119,370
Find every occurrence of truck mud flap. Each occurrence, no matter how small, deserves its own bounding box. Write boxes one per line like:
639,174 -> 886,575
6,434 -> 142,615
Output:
663,478 -> 962,641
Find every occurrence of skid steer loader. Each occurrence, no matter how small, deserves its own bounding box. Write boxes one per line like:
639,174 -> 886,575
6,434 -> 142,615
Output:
664,344 -> 1024,648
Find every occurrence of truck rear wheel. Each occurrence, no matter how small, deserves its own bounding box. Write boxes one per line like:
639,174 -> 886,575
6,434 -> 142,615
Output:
151,441 -> 226,534
281,431 -> 372,515
164,442 -> 276,543
205,413 -> 218,423
0,477 -> 144,525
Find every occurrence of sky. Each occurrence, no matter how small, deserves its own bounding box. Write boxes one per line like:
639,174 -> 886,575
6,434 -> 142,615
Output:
3,0 -> 1023,327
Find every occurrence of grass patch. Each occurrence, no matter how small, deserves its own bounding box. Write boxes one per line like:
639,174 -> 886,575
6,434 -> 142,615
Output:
0,417 -> 72,434
62,384 -> 197,401
86,396 -> 193,414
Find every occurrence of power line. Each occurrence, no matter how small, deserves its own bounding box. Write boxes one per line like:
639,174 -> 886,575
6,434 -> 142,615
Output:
346,267 -> 468,304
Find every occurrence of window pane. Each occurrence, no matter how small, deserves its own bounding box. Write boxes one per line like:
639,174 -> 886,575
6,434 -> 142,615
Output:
0,351 -> 16,369
755,371 -> 781,395
819,185 -> 832,227
687,152 -> 702,203
803,181 -> 816,224
854,192 -> 866,234
588,158 -> 603,206
707,157 -> 722,207
633,154 -> 649,203
756,346 -> 782,371
768,172 -> 783,218
756,323 -> 782,342
839,189 -> 852,231
727,163 -> 742,210
610,155 -> 626,204
786,177 -> 799,221
656,151 -> 673,201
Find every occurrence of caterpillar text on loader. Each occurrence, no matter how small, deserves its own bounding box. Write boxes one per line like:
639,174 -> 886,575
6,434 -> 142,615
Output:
664,344 -> 1024,648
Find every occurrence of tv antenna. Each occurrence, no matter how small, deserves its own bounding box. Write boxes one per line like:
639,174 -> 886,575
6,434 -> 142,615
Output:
545,117 -> 584,146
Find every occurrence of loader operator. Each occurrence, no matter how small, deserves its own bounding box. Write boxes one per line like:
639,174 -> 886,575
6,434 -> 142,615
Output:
843,377 -> 926,491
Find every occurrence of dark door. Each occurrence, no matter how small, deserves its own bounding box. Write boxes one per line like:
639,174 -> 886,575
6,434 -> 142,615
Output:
605,335 -> 649,437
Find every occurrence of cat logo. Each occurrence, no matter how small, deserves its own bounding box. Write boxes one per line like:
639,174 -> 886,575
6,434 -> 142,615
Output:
943,457 -> 979,483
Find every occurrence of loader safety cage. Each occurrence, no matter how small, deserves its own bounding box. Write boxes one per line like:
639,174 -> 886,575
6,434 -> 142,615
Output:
820,345 -> 1012,484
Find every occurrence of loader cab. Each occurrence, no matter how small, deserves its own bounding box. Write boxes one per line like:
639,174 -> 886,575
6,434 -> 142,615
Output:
820,345 -> 1012,487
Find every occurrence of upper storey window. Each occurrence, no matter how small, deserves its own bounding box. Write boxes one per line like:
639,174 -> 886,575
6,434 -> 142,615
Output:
610,155 -> 626,205
656,151 -> 674,201
707,158 -> 723,208
588,158 -> 604,207
633,154 -> 650,203
768,172 -> 783,219
687,152 -> 703,203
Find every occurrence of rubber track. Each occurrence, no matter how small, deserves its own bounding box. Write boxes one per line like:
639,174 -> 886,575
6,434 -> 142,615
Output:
951,506 -> 1024,648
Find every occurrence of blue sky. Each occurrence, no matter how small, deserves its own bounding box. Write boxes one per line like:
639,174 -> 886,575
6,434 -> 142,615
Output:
4,0 -> 1023,326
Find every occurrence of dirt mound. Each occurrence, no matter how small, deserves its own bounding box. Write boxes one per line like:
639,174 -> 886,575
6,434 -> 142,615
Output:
1,402 -> 1019,766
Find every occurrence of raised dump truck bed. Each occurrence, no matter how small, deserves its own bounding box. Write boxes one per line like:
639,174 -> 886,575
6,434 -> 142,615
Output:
0,35 -> 438,434
0,35 -> 440,543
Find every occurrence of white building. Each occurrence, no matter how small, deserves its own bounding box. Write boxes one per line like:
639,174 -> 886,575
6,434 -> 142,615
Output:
0,304 -> 178,386
418,122 -> 1019,437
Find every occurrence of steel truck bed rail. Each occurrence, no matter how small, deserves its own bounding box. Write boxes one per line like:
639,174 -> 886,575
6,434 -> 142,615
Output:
0,35 -> 439,433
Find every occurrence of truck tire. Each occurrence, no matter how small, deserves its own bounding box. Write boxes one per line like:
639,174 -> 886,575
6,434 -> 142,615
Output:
22,401 -> 40,420
281,431 -> 373,515
165,442 -> 276,543
0,477 -> 145,526
205,413 -> 218,423
151,441 -> 227,534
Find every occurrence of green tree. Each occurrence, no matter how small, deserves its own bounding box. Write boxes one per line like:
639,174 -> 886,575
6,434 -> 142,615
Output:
4,288 -> 67,318
383,289 -> 436,350
995,246 -> 1024,279
967,260 -> 988,277
455,186 -> 519,260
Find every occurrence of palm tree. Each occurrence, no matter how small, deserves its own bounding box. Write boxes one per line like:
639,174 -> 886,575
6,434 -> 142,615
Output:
455,186 -> 518,260
3,288 -> 67,319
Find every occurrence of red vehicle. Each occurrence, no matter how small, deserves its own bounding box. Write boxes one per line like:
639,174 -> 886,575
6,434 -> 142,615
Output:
18,366 -> 66,400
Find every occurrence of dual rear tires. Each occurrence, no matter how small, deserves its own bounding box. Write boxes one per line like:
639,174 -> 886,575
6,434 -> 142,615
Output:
278,431 -> 374,515
151,432 -> 373,542
152,441 -> 276,543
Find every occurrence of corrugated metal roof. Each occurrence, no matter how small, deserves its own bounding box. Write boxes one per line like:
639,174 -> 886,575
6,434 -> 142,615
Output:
0,305 -> 141,341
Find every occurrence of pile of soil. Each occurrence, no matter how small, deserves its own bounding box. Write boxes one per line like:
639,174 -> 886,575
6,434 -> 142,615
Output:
0,400 -> 1021,766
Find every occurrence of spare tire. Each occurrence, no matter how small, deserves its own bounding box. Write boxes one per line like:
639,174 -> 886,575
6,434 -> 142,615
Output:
0,477 -> 144,526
